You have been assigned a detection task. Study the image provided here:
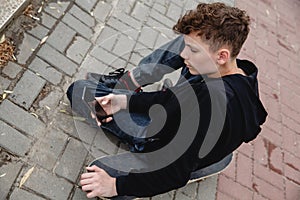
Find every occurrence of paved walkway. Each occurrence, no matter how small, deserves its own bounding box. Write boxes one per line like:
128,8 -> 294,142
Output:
0,0 -> 299,199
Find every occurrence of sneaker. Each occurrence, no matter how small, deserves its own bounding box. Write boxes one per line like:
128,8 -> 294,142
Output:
187,153 -> 233,184
86,68 -> 141,92
86,68 -> 126,86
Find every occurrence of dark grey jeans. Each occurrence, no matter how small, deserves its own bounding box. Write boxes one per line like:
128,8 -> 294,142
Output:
67,79 -> 152,152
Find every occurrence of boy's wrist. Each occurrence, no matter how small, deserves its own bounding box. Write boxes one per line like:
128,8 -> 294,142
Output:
120,95 -> 127,109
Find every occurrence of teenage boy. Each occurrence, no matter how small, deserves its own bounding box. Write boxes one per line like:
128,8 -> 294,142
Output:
67,2 -> 267,198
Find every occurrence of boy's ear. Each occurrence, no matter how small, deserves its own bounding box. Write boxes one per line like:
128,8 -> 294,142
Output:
216,49 -> 230,65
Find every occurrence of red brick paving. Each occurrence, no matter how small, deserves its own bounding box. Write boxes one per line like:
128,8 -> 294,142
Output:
216,0 -> 300,199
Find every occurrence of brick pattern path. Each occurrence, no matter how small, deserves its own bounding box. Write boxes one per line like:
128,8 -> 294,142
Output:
217,0 -> 300,199
0,0 -> 299,199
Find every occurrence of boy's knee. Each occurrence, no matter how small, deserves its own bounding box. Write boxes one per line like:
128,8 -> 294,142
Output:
66,80 -> 88,106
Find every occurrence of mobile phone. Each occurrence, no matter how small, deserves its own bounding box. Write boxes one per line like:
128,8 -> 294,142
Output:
82,86 -> 110,121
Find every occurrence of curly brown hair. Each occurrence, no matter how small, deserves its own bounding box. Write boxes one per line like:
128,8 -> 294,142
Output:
173,2 -> 250,58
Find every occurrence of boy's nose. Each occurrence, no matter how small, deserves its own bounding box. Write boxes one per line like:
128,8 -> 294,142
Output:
180,47 -> 188,60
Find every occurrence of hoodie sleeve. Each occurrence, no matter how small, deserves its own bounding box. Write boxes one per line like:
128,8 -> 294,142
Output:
126,88 -> 175,113
115,84 -> 212,197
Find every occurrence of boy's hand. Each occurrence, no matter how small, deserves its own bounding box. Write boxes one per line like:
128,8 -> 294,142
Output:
80,165 -> 117,198
95,94 -> 127,115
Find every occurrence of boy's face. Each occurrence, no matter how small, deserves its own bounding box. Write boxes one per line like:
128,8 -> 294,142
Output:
180,32 -> 218,75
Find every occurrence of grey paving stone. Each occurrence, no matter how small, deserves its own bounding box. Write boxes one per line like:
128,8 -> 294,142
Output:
153,2 -> 168,14
9,188 -> 45,200
166,2 -> 182,20
143,0 -> 155,7
146,17 -> 177,40
75,0 -> 97,12
113,34 -> 136,61
90,46 -> 119,66
129,52 -> 143,67
10,70 -> 46,110
154,33 -> 170,49
112,11 -> 143,30
176,182 -> 198,199
69,5 -> 95,27
2,61 -> 22,79
39,89 -> 63,109
150,9 -> 176,28
62,13 -> 93,39
152,191 -> 175,200
55,138 -> 88,182
27,24 -> 49,40
44,1 -> 70,19
73,120 -> 97,145
197,176 -> 218,199
72,187 -> 97,200
138,26 -> 159,48
134,42 -> 152,57
53,111 -> 76,135
114,0 -> 136,14
40,12 -> 56,29
23,167 -> 73,199
110,57 -> 127,69
0,161 -> 23,200
29,57 -> 63,85
131,1 -> 150,22
37,43 -> 77,76
74,54 -> 109,80
106,18 -> 139,40
47,22 -> 76,53
96,26 -> 120,51
0,100 -> 45,137
174,192 -> 192,200
183,0 -> 199,11
67,36 -> 92,64
93,1 -> 113,22
16,33 -> 40,64
30,128 -> 68,171
169,0 -> 185,7
0,120 -> 32,156
0,76 -> 11,94
92,130 -> 119,155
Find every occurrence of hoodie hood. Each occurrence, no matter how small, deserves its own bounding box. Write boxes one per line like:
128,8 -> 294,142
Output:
224,59 -> 268,142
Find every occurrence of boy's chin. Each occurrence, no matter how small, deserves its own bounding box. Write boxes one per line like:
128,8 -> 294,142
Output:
188,69 -> 201,75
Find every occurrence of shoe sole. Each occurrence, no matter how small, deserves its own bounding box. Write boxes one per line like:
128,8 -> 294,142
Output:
187,153 -> 234,184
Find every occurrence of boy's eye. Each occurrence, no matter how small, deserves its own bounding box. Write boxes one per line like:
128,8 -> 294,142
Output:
190,48 -> 198,53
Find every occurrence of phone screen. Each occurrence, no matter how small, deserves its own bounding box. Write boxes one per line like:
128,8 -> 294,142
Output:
82,87 -> 108,121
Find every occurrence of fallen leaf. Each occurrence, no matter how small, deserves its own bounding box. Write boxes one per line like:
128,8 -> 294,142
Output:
73,116 -> 86,121
31,15 -> 40,21
45,105 -> 51,110
30,112 -> 38,118
59,109 -> 67,113
62,102 -> 69,106
37,6 -> 43,13
0,34 -> 5,44
0,173 -> 6,178
3,90 -> 13,94
2,93 -> 7,100
19,166 -> 35,188
40,36 -> 48,45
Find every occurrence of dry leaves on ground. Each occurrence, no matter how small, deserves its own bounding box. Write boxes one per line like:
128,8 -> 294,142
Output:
0,35 -> 15,67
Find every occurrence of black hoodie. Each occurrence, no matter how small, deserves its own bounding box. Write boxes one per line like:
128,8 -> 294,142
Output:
116,59 -> 268,197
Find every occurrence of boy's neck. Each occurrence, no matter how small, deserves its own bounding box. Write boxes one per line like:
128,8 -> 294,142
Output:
208,59 -> 245,78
